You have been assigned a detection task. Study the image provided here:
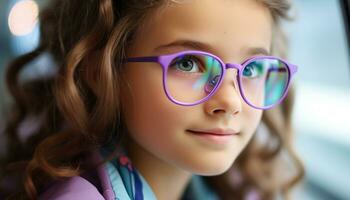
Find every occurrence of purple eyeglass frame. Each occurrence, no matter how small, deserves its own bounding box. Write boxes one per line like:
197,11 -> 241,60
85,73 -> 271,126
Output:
126,50 -> 298,110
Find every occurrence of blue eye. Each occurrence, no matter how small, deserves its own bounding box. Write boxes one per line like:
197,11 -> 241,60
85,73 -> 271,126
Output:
171,55 -> 203,73
243,63 -> 263,78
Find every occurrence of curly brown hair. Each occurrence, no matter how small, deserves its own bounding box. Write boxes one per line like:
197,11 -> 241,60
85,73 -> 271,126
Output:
1,0 -> 304,199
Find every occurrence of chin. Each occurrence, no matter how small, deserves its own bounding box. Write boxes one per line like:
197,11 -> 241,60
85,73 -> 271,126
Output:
189,159 -> 235,176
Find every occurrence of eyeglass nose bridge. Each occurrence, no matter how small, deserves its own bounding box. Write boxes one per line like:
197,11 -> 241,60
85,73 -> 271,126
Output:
223,63 -> 244,79
225,63 -> 243,71
219,63 -> 243,93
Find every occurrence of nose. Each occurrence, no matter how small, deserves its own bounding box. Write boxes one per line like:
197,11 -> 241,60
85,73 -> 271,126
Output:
204,69 -> 242,117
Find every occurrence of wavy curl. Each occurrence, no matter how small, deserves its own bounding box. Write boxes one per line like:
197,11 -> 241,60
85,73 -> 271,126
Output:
0,0 -> 304,199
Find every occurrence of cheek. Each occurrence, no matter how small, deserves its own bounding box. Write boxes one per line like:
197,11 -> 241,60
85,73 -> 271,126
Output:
120,66 -> 188,150
121,66 -> 166,132
121,75 -> 201,171
241,104 -> 263,141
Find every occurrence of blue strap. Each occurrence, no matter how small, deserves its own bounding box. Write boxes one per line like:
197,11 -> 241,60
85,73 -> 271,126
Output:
106,152 -> 158,200
132,170 -> 144,200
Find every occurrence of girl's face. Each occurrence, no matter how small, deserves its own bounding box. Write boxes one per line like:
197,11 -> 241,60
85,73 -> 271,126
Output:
122,0 -> 272,175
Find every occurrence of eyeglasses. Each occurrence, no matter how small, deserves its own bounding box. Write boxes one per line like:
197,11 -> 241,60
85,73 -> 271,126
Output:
126,50 -> 297,110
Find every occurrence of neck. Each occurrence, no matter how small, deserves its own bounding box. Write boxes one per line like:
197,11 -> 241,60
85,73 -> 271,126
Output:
124,138 -> 192,200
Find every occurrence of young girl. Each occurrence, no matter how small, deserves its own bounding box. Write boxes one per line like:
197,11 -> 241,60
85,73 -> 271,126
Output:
1,0 -> 304,199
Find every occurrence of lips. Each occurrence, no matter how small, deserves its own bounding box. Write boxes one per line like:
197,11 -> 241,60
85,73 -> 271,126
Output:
187,128 -> 238,145
187,128 -> 239,136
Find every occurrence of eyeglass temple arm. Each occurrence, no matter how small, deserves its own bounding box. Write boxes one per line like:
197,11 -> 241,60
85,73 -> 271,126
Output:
126,56 -> 159,63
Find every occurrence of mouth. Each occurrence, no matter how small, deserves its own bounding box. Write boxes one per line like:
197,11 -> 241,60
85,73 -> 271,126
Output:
186,130 -> 239,145
187,128 -> 240,136
187,130 -> 235,136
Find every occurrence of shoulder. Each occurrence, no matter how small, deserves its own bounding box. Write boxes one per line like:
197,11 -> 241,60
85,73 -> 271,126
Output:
38,176 -> 105,200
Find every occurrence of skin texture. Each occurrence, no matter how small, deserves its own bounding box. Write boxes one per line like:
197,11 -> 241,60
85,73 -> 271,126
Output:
121,0 -> 272,199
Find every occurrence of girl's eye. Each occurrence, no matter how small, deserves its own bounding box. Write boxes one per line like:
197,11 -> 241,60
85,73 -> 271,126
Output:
243,64 -> 263,78
171,56 -> 204,73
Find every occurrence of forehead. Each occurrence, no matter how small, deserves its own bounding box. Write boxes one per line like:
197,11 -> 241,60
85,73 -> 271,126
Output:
131,0 -> 273,60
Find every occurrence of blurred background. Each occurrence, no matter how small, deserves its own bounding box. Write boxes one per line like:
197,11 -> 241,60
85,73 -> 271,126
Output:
287,0 -> 350,199
0,0 -> 349,199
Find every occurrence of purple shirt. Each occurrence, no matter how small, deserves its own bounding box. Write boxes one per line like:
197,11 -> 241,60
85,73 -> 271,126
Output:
39,151 -> 115,200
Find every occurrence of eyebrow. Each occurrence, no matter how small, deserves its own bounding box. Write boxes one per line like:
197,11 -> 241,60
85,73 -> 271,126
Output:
154,39 -> 271,56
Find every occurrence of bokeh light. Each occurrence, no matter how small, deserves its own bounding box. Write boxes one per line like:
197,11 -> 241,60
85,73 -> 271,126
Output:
8,0 -> 39,36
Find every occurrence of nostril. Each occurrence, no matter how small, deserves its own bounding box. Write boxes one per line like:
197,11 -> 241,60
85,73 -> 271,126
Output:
213,109 -> 223,114
213,109 -> 237,115
212,106 -> 240,117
